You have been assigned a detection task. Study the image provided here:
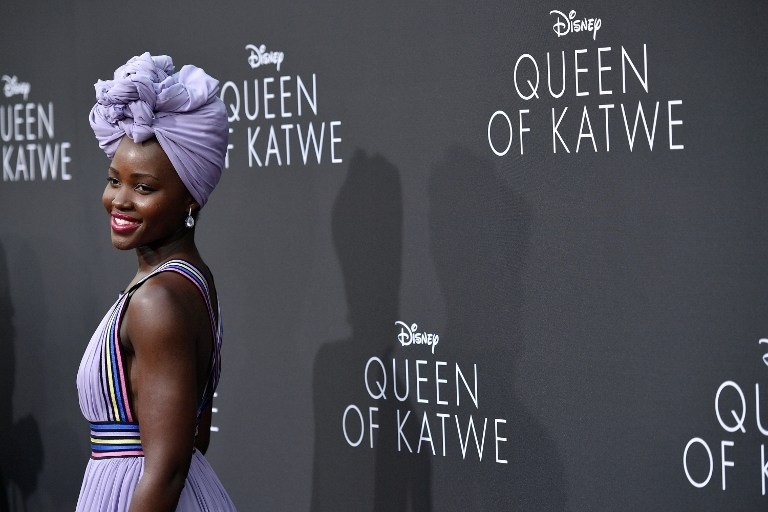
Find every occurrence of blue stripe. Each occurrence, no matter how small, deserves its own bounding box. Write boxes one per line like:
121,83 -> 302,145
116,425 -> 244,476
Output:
90,422 -> 140,431
91,444 -> 142,451
107,304 -> 127,422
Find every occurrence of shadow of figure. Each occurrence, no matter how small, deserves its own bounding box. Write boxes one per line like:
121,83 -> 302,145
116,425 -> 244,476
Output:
311,150 -> 432,511
428,145 -> 567,510
0,241 -> 43,511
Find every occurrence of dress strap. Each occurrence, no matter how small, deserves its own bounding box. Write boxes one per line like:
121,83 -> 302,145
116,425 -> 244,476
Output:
101,259 -> 222,426
101,294 -> 135,423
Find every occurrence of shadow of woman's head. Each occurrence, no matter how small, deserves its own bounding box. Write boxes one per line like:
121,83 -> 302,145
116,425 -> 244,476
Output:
332,149 -> 403,333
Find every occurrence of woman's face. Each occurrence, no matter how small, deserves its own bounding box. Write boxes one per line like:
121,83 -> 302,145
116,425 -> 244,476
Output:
102,137 -> 195,251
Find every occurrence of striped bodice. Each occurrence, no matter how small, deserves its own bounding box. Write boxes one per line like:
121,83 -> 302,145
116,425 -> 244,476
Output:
78,259 -> 223,459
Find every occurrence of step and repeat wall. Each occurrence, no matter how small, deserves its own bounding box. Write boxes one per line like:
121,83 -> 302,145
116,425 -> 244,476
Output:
1,1 -> 766,510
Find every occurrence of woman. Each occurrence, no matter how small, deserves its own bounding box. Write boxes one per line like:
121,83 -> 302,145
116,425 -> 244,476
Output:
76,53 -> 236,511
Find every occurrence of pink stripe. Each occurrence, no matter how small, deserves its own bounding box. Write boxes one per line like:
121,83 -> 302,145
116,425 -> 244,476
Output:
90,431 -> 139,437
113,303 -> 134,423
168,267 -> 207,299
92,450 -> 144,458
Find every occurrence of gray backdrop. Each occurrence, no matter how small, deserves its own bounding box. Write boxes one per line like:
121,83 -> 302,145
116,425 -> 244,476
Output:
1,1 -> 767,510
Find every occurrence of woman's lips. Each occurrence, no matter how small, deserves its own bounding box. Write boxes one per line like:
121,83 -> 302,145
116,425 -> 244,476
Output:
110,213 -> 141,233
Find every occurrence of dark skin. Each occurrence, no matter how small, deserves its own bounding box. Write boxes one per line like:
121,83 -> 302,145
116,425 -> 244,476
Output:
103,136 -> 218,511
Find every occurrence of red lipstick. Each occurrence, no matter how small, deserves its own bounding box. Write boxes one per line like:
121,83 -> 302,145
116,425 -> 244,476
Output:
110,213 -> 141,233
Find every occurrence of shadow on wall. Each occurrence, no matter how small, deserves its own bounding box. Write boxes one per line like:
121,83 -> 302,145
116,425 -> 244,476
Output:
0,241 -> 43,511
428,145 -> 567,510
311,150 -> 432,511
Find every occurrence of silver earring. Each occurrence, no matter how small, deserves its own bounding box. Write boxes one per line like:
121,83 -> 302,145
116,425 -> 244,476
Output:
185,208 -> 195,228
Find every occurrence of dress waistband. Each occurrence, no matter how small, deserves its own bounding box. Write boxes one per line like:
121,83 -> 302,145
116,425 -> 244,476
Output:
89,422 -> 144,459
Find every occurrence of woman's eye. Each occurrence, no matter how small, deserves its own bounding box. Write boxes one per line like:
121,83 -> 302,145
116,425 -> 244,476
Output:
106,177 -> 119,186
134,184 -> 155,193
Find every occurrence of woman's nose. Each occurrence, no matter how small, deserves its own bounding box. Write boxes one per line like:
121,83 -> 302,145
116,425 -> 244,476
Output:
110,186 -> 132,209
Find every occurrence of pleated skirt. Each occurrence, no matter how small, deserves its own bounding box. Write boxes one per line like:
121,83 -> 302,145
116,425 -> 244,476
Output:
75,450 -> 236,511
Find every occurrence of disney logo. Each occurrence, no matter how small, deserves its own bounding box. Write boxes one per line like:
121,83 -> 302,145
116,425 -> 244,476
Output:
550,9 -> 602,40
2,75 -> 30,100
395,321 -> 439,355
246,44 -> 285,72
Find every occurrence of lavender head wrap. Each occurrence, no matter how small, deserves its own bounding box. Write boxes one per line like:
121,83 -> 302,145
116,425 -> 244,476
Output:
89,52 -> 228,207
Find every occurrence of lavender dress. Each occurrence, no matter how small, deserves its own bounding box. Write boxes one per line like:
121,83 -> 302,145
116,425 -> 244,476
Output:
76,260 -> 236,511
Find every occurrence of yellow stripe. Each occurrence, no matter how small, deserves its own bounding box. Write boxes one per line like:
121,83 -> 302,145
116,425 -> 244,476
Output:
90,437 -> 142,445
103,323 -> 121,421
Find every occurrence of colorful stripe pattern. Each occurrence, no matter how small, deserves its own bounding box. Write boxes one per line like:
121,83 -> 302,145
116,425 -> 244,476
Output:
95,259 -> 223,458
90,422 -> 144,458
100,290 -> 134,424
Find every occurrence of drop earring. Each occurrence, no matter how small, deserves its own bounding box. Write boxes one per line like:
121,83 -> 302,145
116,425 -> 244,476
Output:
185,207 -> 195,228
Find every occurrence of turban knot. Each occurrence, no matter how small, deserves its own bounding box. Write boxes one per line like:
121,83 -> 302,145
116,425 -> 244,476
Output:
89,52 -> 228,207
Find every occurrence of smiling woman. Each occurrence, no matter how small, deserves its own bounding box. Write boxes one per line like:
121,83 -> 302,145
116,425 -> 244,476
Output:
75,53 -> 236,512
103,137 -> 194,252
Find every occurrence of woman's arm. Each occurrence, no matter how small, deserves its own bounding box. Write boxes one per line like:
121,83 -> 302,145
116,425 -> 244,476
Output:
123,272 -> 210,512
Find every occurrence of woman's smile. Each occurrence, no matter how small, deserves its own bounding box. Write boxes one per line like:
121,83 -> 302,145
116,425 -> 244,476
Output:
110,212 -> 142,233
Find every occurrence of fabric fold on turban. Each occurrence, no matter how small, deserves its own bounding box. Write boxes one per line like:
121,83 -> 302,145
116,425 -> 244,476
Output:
89,52 -> 228,207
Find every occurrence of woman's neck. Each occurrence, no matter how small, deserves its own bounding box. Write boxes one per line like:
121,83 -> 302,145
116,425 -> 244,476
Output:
135,228 -> 199,272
